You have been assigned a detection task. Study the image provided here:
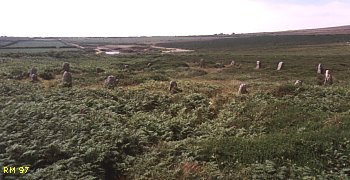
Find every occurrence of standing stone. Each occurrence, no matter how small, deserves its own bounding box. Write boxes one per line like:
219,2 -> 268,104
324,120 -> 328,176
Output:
199,59 -> 205,68
256,61 -> 262,69
96,67 -> 104,73
123,64 -> 129,71
105,75 -> 118,88
147,63 -> 152,67
169,81 -> 178,92
277,62 -> 284,70
29,67 -> 38,76
30,73 -> 38,82
230,60 -> 235,66
62,71 -> 72,87
317,63 -> 324,74
238,83 -> 248,94
324,70 -> 333,85
62,62 -> 70,72
294,80 -> 303,86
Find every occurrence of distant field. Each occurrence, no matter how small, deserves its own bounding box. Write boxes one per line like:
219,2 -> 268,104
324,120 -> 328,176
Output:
0,41 -> 12,46
0,48 -> 80,53
157,34 -> 350,50
0,38 -> 79,53
5,40 -> 67,48
60,36 -> 234,46
251,25 -> 350,36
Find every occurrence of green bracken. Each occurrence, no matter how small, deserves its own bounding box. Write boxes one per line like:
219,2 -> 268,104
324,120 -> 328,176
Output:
1,35 -> 350,179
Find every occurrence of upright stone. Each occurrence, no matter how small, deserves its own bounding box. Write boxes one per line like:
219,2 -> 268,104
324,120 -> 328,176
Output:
96,67 -> 104,73
256,61 -> 261,69
317,63 -> 324,74
29,67 -> 38,76
199,59 -> 205,68
238,83 -> 248,94
230,60 -> 235,66
62,71 -> 72,87
62,62 -> 70,72
30,73 -> 38,82
277,62 -> 284,70
169,81 -> 178,92
324,70 -> 333,85
294,80 -> 303,86
105,75 -> 118,88
147,63 -> 152,67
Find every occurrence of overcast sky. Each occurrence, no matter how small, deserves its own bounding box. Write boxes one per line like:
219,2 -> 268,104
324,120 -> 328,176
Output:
1,0 -> 350,37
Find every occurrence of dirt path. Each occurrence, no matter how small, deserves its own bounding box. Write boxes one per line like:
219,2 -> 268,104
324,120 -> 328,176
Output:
151,45 -> 194,53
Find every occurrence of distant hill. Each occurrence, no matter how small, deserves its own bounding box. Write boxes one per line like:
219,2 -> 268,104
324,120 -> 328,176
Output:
249,25 -> 350,36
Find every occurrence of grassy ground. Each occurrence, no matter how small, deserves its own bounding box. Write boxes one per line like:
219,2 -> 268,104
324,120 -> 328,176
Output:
1,35 -> 350,179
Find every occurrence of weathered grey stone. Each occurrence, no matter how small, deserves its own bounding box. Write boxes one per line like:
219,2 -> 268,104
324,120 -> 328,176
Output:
238,83 -> 248,94
324,70 -> 333,85
147,63 -> 152,67
256,61 -> 261,69
62,71 -> 72,87
199,59 -> 205,68
169,81 -> 178,92
29,67 -> 38,76
294,80 -> 303,86
230,60 -> 235,66
30,73 -> 38,82
105,75 -> 118,88
62,62 -> 70,72
277,62 -> 284,70
96,67 -> 104,73
317,63 -> 324,74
